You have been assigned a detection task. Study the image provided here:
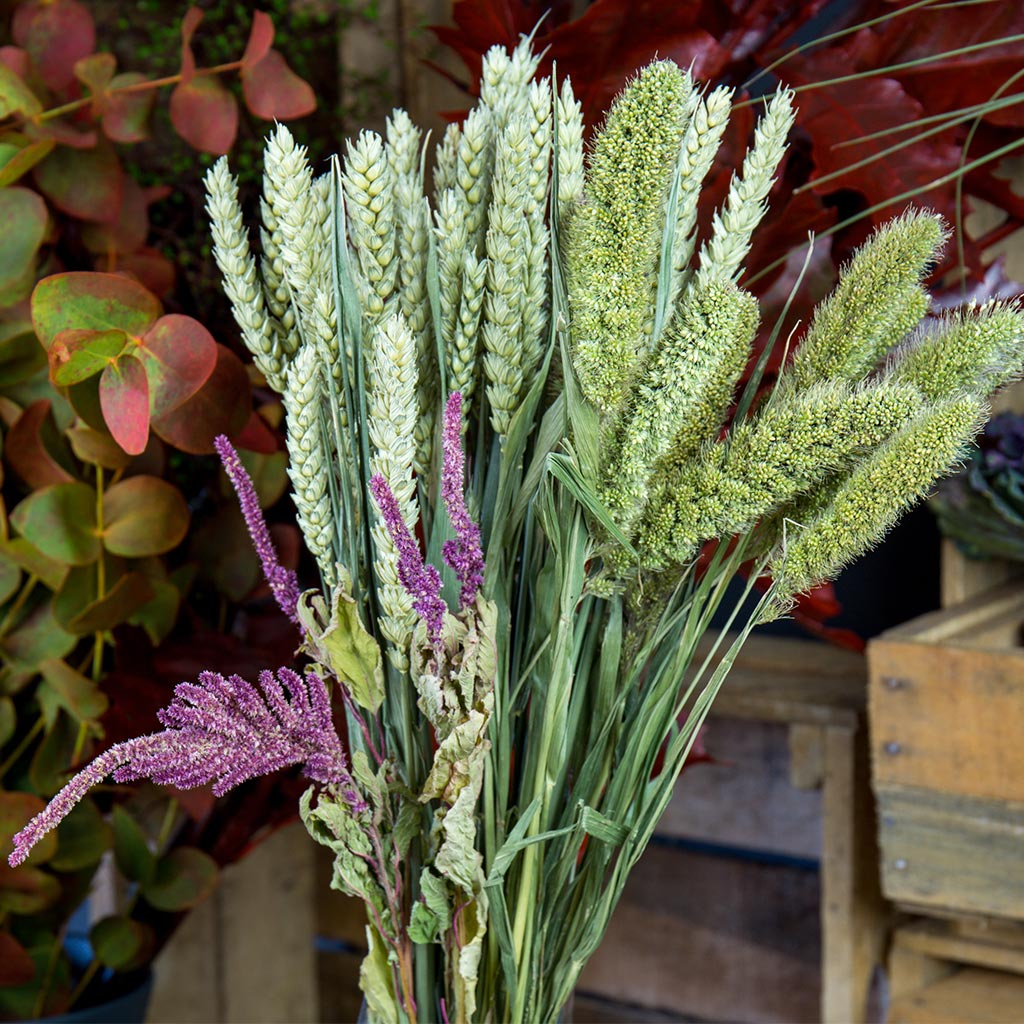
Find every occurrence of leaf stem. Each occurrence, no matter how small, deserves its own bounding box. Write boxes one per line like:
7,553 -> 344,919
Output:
0,573 -> 39,639
0,715 -> 44,779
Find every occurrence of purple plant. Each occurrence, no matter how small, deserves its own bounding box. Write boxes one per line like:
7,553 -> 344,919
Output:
441,392 -> 485,609
9,668 -> 361,867
369,472 -> 448,644
215,434 -> 301,623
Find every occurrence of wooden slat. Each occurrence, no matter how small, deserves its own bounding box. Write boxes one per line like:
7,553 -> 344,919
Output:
895,918 -> 1024,977
940,539 -> 1021,609
876,785 -> 1024,919
868,587 -> 1024,803
888,966 -> 1024,1024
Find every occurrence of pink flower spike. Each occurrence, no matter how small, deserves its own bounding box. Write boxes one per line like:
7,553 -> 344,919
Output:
214,434 -> 301,624
440,393 -> 485,610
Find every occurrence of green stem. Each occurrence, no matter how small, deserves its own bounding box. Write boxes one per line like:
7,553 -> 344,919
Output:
0,574 -> 39,639
0,715 -> 44,779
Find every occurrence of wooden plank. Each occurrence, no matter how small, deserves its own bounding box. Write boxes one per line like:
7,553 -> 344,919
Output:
577,842 -> 822,1023
940,539 -> 1021,609
875,785 -> 1024,919
820,725 -> 888,1024
868,591 -> 1024,803
895,918 -> 1024,977
888,967 -> 1024,1024
317,949 -> 364,1024
657,718 -> 822,860
789,723 -> 825,790
701,633 -> 865,728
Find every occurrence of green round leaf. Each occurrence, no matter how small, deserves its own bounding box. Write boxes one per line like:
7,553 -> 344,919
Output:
0,864 -> 61,915
0,791 -> 57,865
10,482 -> 100,566
0,186 -> 47,295
38,658 -> 109,725
0,64 -> 41,120
111,806 -> 155,885
33,137 -> 123,223
103,73 -> 155,144
68,572 -> 154,634
0,136 -> 55,187
66,424 -> 132,470
125,577 -> 180,645
31,272 -> 160,351
142,847 -> 218,912
0,548 -> 21,605
169,77 -> 238,155
0,602 -> 76,677
90,915 -> 154,971
50,797 -> 111,871
49,328 -> 128,387
102,476 -> 189,556
0,696 -> 15,748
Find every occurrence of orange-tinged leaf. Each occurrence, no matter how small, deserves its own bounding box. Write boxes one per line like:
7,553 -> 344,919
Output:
0,46 -> 31,82
5,399 -> 74,489
49,328 -> 128,386
13,0 -> 95,93
102,475 -> 190,557
178,7 -> 204,83
32,271 -> 161,350
169,76 -> 238,155
242,49 -> 316,120
152,343 -> 250,454
119,248 -> 175,298
0,186 -> 47,293
100,355 -> 149,455
102,72 -> 155,143
0,863 -> 61,915
33,138 -> 124,223
66,424 -> 132,470
139,314 -> 217,417
38,658 -> 108,722
242,10 -> 274,67
67,571 -> 154,633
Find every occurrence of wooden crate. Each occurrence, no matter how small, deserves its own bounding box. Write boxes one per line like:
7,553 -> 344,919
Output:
867,583 -> 1024,920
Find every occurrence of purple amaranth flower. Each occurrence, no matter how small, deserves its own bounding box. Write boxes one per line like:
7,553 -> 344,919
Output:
9,667 -> 363,868
369,473 -> 446,645
214,434 -> 301,624
440,392 -> 484,610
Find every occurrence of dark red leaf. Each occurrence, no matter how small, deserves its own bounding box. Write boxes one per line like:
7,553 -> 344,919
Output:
241,49 -> 316,120
33,138 -> 124,223
178,7 -> 204,84
233,409 -> 278,454
118,248 -> 176,297
0,932 -> 35,987
13,0 -> 96,93
151,344 -> 250,454
5,399 -> 74,489
0,46 -> 31,81
102,72 -> 155,143
242,10 -> 275,68
29,117 -> 97,149
100,355 -> 149,455
139,314 -> 217,416
169,77 -> 239,155
81,174 -> 150,256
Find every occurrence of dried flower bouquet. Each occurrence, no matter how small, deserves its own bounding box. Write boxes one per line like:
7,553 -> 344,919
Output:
10,40 -> 1024,1024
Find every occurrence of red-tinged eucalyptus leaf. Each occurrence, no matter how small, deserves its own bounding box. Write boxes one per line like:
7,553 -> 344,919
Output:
242,10 -> 275,67
102,476 -> 189,557
0,46 -> 31,80
81,175 -> 149,256
118,248 -> 175,298
28,117 -> 97,149
178,7 -> 204,83
99,355 -> 149,455
126,577 -> 180,645
0,187 -> 47,295
0,63 -> 42,120
73,51 -> 115,97
111,806 -> 156,885
233,408 -> 278,454
0,792 -> 57,865
33,139 -> 124,224
0,933 -> 35,987
0,537 -> 68,591
67,571 -> 154,634
9,481 -> 99,566
32,271 -> 161,350
151,344 -> 250,454
49,328 -> 128,386
12,0 -> 95,93
38,659 -> 108,724
66,424 -> 132,470
141,846 -> 218,912
102,72 -> 155,143
0,135 -> 56,186
139,314 -> 217,416
242,49 -> 316,120
0,864 -> 61,915
91,915 -> 155,971
5,399 -> 74,489
50,798 -> 112,871
169,76 -> 238,155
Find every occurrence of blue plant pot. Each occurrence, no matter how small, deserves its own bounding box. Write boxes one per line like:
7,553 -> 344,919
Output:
28,972 -> 153,1024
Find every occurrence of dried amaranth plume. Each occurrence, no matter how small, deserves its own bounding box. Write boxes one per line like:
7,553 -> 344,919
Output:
568,61 -> 691,414
787,210 -> 947,388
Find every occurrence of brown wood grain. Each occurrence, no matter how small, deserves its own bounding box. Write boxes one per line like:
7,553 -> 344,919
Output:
888,966 -> 1024,1024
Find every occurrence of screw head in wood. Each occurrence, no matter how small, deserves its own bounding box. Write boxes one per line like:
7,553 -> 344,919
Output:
882,676 -> 908,690
884,741 -> 902,755
893,858 -> 908,871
